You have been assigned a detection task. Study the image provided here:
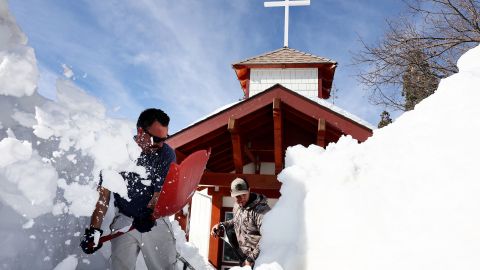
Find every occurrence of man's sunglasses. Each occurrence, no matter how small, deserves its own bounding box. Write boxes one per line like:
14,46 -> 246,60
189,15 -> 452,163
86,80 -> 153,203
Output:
143,129 -> 168,143
133,129 -> 168,144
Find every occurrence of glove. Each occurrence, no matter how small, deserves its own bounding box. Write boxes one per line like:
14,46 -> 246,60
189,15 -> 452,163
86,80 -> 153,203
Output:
80,227 -> 103,254
133,208 -> 155,233
212,223 -> 225,237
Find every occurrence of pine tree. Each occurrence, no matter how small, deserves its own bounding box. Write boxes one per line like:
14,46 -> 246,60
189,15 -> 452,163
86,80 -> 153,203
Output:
378,110 -> 393,128
402,49 -> 439,111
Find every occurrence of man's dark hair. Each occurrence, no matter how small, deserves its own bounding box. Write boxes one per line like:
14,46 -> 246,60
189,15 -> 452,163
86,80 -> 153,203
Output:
136,108 -> 170,129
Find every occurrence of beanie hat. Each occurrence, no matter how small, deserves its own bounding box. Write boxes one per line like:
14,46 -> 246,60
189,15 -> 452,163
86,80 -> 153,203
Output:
230,178 -> 249,197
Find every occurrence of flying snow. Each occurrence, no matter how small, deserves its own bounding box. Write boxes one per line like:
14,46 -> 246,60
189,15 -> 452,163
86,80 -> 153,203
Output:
0,1 -> 213,269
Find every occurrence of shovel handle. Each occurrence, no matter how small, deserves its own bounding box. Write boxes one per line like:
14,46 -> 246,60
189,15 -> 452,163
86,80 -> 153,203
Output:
98,225 -> 135,244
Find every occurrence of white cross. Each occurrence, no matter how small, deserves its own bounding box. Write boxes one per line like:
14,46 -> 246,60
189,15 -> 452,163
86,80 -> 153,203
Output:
264,0 -> 310,47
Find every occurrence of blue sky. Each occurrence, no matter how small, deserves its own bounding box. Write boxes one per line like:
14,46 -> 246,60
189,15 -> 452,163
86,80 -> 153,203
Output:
9,0 -> 405,133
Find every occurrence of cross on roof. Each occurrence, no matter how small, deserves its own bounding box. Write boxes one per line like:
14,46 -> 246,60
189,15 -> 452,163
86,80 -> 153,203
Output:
264,0 -> 310,47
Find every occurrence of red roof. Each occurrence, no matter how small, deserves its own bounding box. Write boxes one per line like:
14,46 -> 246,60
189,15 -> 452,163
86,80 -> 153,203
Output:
167,84 -> 372,173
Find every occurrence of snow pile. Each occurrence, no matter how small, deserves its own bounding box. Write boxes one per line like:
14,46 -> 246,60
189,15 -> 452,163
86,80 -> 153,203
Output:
172,220 -> 216,270
256,44 -> 480,269
0,0 -> 37,97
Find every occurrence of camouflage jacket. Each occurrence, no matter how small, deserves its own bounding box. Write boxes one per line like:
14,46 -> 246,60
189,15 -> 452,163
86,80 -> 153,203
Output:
221,193 -> 271,262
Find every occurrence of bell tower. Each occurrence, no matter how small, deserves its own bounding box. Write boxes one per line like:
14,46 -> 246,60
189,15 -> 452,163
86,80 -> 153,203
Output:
232,47 -> 337,99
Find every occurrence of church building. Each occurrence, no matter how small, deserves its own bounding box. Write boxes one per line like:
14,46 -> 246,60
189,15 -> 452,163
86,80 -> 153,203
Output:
166,46 -> 374,269
166,1 -> 374,269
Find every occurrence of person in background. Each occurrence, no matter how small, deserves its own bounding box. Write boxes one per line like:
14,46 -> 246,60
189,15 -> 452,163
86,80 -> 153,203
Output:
211,178 -> 271,268
81,108 -> 177,270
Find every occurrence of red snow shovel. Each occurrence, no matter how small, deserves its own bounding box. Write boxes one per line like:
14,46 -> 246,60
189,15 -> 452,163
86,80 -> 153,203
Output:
98,148 -> 211,244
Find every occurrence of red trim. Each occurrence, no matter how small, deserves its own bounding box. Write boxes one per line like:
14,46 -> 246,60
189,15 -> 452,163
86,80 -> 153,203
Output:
233,67 -> 251,97
233,63 -> 335,69
168,85 -> 372,148
245,69 -> 250,98
318,67 -> 332,99
317,119 -> 327,148
200,172 -> 281,189
228,118 -> 243,173
318,76 -> 324,98
208,191 -> 222,268
273,98 -> 283,174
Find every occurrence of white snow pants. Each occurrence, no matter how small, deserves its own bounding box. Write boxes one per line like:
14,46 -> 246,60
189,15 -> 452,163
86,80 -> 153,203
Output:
109,212 -> 176,270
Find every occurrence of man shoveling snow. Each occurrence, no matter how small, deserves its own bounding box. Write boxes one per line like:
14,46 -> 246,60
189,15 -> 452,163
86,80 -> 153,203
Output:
80,108 -> 177,269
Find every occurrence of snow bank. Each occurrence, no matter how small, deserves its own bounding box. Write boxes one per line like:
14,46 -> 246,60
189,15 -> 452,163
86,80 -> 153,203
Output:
256,44 -> 480,269
172,220 -> 216,270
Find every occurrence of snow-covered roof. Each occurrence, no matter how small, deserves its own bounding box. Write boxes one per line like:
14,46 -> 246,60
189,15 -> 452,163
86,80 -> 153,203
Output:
307,96 -> 375,130
184,100 -> 242,129
174,86 -> 374,136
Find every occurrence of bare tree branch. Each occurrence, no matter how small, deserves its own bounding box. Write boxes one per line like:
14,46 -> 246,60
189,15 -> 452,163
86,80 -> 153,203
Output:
353,0 -> 480,112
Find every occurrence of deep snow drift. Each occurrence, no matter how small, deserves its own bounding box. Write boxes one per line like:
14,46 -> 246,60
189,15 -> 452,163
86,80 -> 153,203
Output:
252,45 -> 480,269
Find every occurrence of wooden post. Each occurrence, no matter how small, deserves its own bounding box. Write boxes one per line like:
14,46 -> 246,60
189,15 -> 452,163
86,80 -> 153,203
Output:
208,188 -> 223,268
273,98 -> 283,174
228,117 -> 243,173
317,118 -> 326,148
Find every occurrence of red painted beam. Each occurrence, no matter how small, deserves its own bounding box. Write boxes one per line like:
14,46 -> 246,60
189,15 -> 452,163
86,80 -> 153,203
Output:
208,191 -> 222,268
228,117 -> 243,173
317,118 -> 327,148
168,86 -> 372,148
200,172 -> 281,189
273,98 -> 283,174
